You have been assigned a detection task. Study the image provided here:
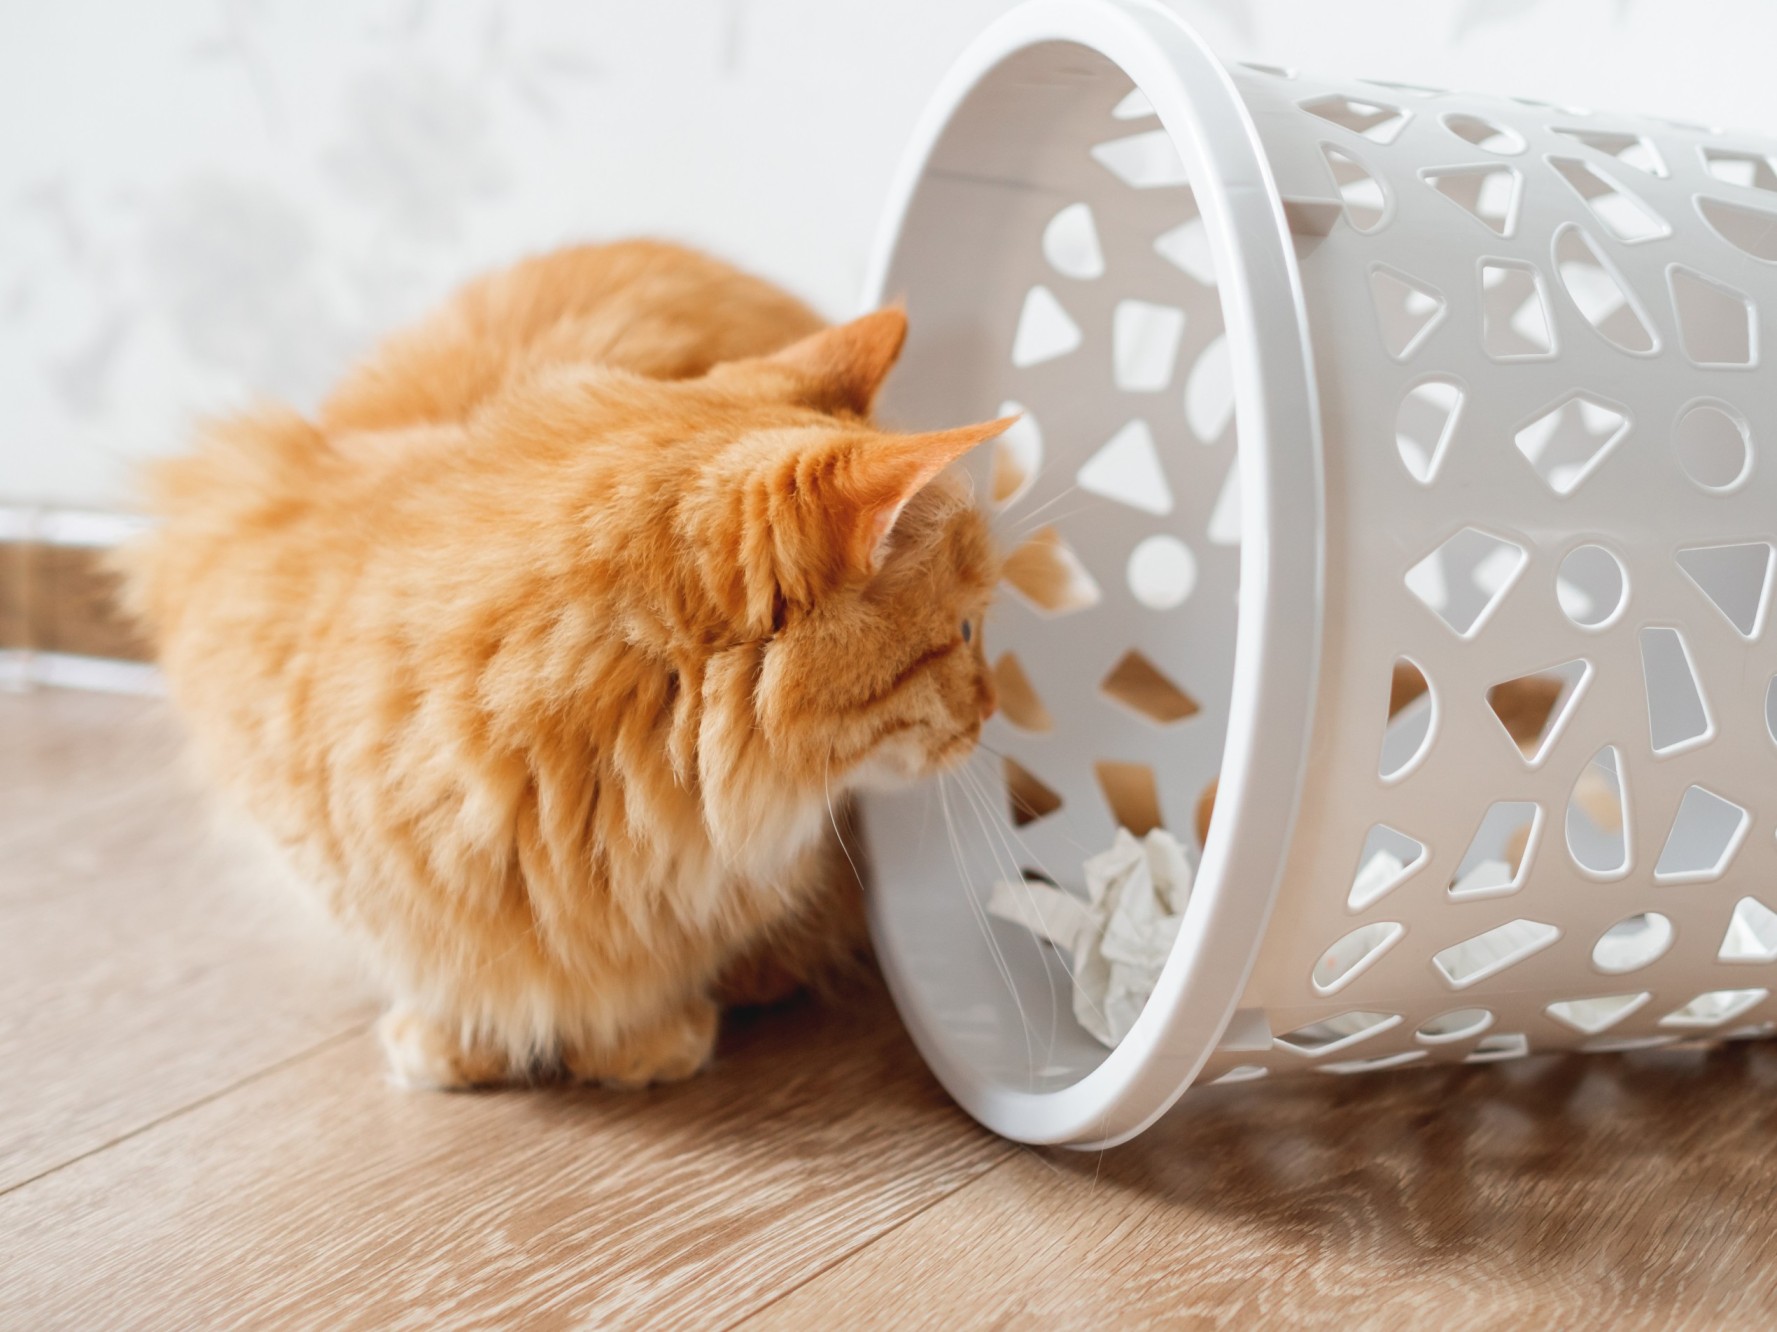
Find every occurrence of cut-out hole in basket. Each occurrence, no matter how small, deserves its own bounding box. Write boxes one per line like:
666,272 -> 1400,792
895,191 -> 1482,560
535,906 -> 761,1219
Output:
1206,458 -> 1240,547
1312,922 -> 1405,996
1481,261 -> 1555,359
1552,127 -> 1667,177
1320,1050 -> 1427,1076
1443,113 -> 1526,155
1369,266 -> 1446,360
1557,544 -> 1628,628
1660,988 -> 1769,1029
1154,217 -> 1216,286
1639,626 -> 1712,755
993,652 -> 1052,734
1653,784 -> 1749,883
1464,1032 -> 1530,1063
1417,1008 -> 1494,1044
1488,660 -> 1589,765
1567,745 -> 1629,878
1111,87 -> 1155,120
1670,267 -> 1756,367
1395,378 -> 1462,484
1209,1064 -> 1268,1085
1002,527 -> 1102,615
1550,157 -> 1670,242
1302,94 -> 1409,145
1677,542 -> 1773,638
1011,286 -> 1082,367
1769,675 -> 1777,746
1091,129 -> 1190,189
1703,147 -> 1777,191
1077,419 -> 1173,515
1004,757 -> 1062,827
1406,528 -> 1527,637
1434,919 -> 1558,988
1185,334 -> 1234,443
1554,225 -> 1656,354
1674,401 -> 1753,490
1100,650 -> 1199,725
1276,1010 -> 1399,1057
1699,196 -> 1777,263
1380,658 -> 1435,781
1127,535 -> 1197,610
1450,801 -> 1541,899
1094,760 -> 1162,837
1546,992 -> 1650,1035
1593,911 -> 1672,974
1348,823 -> 1428,910
1720,896 -> 1777,963
1425,164 -> 1521,236
1322,145 -> 1387,231
1112,301 -> 1185,392
1514,393 -> 1629,495
989,401 -> 1041,508
1042,202 -> 1106,280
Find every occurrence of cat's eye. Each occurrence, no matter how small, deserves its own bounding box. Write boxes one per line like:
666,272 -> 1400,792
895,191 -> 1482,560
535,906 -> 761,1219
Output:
961,618 -> 975,644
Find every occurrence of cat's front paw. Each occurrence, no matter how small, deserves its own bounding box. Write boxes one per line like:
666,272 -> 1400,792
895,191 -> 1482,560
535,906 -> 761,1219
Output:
563,997 -> 719,1090
378,1005 -> 514,1090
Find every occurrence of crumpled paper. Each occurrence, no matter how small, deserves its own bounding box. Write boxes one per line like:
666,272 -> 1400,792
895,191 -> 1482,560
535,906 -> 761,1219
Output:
987,827 -> 1195,1049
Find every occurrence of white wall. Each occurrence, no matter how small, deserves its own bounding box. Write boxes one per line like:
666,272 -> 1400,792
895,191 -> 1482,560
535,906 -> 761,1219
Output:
5,0 -> 1777,508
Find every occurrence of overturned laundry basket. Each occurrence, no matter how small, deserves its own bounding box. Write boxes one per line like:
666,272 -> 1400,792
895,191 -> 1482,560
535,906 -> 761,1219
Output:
858,0 -> 1777,1146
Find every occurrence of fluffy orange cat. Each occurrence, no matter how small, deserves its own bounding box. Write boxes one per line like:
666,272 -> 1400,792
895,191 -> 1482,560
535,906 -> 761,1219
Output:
121,241 -> 1007,1090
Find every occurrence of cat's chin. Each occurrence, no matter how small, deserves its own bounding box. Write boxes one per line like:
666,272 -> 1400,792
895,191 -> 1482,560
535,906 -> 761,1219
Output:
845,731 -> 982,792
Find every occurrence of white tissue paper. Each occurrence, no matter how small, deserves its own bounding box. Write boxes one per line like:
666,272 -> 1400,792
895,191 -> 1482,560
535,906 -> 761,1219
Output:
987,827 -> 1195,1049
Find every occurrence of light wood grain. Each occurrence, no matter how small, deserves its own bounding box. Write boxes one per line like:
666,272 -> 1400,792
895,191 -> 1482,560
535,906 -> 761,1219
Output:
747,1044 -> 1777,1329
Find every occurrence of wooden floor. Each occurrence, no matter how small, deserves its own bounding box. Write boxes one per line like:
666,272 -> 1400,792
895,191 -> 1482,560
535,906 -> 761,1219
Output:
7,689 -> 1777,1329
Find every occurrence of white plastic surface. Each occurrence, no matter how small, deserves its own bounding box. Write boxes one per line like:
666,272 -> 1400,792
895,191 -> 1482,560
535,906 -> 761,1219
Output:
860,0 -> 1777,1146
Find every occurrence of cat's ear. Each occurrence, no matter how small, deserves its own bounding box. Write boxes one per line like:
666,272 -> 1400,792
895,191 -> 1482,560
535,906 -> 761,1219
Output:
837,416 -> 1016,576
767,308 -> 908,417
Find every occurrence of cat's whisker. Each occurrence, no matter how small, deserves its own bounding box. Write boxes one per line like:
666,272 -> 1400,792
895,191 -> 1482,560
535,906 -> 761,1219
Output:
822,752 -> 866,898
1004,483 -> 1084,533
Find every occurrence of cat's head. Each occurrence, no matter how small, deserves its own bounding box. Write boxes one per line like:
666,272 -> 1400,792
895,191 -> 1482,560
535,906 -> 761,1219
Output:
684,310 -> 1006,798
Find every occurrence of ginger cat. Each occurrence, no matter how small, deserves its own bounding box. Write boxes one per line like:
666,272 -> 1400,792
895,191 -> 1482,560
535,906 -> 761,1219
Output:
122,241 -> 1006,1089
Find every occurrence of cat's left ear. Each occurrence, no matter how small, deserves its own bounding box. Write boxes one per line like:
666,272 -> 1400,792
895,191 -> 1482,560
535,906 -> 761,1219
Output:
768,308 -> 908,417
838,416 -> 1017,576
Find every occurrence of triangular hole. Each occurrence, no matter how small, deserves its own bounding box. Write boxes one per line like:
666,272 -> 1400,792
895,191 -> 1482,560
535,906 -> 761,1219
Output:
1207,458 -> 1241,546
1301,94 -> 1409,145
1090,129 -> 1189,189
1660,988 -> 1769,1029
1348,823 -> 1428,910
1112,300 -> 1185,391
1153,217 -> 1216,286
993,652 -> 1052,733
1379,658 -> 1434,781
1486,659 -> 1590,765
1093,760 -> 1162,836
1553,127 -> 1667,177
1395,378 -> 1463,484
1481,261 -> 1554,359
1042,202 -> 1106,280
1670,266 -> 1755,367
1077,420 -> 1174,515
1442,113 -> 1525,155
1011,285 -> 1082,367
1513,393 -> 1629,495
989,400 -> 1041,508
1311,922 -> 1405,995
1551,157 -> 1670,242
1002,526 -> 1102,615
1703,147 -> 1777,191
1450,801 -> 1540,899
1555,225 -> 1656,354
1654,784 -> 1749,883
1677,542 -> 1773,638
1405,527 -> 1526,636
1424,164 -> 1521,236
1005,757 -> 1062,827
1099,649 -> 1199,725
1369,266 -> 1446,360
1323,145 -> 1386,231
1720,897 -> 1777,963
1699,196 -> 1777,263
1546,993 -> 1649,1036
1111,87 -> 1155,120
1566,745 -> 1628,878
1184,334 -> 1234,443
1639,627 -> 1711,755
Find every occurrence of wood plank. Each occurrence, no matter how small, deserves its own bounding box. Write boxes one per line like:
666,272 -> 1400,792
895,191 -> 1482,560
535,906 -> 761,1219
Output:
0,983 -> 1008,1327
746,1045 -> 1777,1328
0,691 -> 377,1189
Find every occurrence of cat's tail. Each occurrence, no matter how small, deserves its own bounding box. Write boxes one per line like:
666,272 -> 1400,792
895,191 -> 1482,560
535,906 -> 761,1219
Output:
111,406 -> 332,648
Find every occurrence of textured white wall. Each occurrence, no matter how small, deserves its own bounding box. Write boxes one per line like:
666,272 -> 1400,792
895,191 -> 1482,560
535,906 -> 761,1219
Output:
4,0 -> 1776,507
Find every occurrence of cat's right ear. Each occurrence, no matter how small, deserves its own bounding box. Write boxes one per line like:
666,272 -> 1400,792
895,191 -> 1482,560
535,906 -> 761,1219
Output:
764,308 -> 908,418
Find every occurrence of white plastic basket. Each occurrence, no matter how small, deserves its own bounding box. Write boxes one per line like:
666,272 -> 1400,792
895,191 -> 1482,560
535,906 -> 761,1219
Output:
858,0 -> 1777,1147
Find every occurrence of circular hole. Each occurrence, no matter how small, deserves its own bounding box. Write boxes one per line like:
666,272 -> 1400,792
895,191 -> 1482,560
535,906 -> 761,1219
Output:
1556,544 -> 1628,628
1127,535 -> 1197,609
1416,1008 -> 1494,1044
1593,912 -> 1674,974
1675,401 -> 1752,491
